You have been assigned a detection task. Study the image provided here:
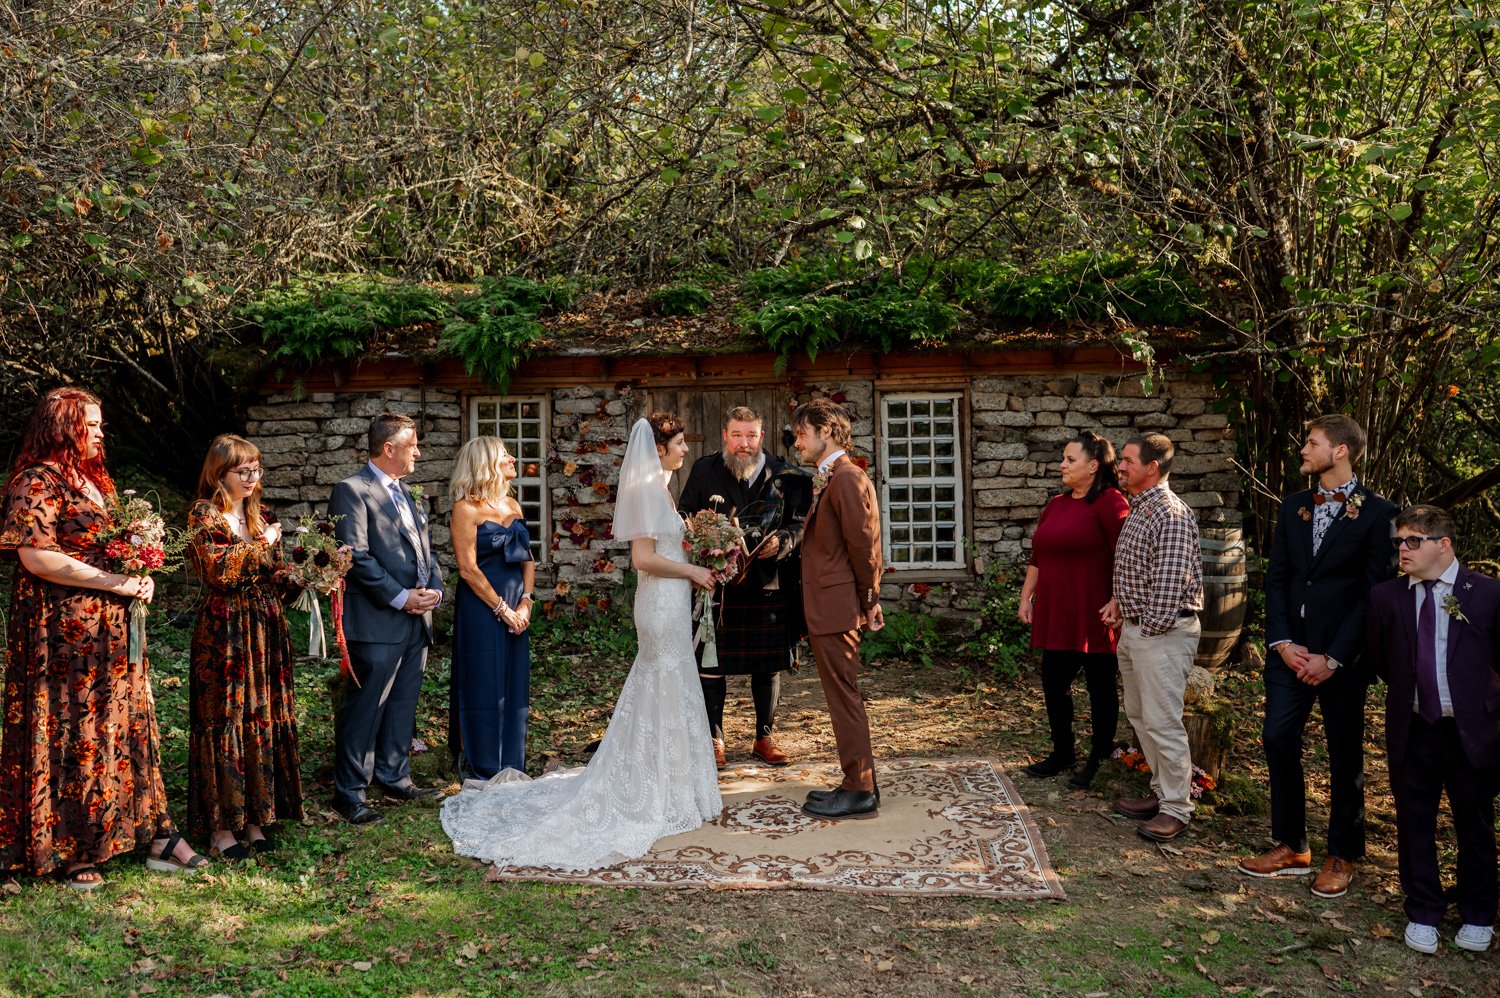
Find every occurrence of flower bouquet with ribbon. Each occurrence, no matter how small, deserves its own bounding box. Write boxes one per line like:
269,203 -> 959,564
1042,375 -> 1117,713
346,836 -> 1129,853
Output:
286,514 -> 357,685
100,489 -> 185,665
682,507 -> 745,670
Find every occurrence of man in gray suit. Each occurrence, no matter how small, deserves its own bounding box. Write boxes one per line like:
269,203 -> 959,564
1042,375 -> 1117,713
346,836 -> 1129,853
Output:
328,412 -> 445,824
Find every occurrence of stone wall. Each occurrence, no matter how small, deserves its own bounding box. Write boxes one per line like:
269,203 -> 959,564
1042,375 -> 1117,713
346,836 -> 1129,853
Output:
248,371 -> 1238,614
246,388 -> 464,570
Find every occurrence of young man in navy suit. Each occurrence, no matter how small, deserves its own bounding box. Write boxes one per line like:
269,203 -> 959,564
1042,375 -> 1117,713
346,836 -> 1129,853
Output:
1366,506 -> 1500,954
1238,415 -> 1397,897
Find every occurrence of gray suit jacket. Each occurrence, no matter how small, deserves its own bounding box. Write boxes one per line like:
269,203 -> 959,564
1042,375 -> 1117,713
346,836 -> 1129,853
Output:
329,465 -> 443,644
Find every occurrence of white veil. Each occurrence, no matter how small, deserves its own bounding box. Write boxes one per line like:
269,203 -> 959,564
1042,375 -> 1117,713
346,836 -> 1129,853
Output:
612,417 -> 679,542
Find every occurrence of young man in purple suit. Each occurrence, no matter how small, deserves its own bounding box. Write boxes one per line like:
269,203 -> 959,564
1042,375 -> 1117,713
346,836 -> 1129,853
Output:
1365,505 -> 1500,954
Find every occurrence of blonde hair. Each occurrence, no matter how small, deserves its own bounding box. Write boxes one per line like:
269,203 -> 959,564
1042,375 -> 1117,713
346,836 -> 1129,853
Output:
449,435 -> 513,506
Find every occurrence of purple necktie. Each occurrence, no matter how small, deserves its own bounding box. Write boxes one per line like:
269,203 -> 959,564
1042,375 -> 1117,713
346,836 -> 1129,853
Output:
1416,579 -> 1442,724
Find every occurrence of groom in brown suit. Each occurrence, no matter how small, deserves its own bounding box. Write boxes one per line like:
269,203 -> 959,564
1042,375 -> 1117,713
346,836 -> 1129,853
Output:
792,399 -> 884,820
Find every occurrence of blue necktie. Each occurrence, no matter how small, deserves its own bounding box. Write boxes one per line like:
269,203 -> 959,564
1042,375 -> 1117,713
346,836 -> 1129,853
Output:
1416,579 -> 1442,723
389,483 -> 430,588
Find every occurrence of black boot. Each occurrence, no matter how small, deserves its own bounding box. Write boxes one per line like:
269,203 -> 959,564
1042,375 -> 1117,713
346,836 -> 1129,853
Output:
1067,756 -> 1104,789
1025,752 -> 1077,778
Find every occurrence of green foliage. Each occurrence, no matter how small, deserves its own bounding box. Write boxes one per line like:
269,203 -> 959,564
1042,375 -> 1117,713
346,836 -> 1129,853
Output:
245,274 -> 579,391
859,609 -> 940,667
248,277 -> 446,364
974,254 -> 1202,326
648,282 -> 715,316
738,252 -> 1200,367
961,560 -> 1035,682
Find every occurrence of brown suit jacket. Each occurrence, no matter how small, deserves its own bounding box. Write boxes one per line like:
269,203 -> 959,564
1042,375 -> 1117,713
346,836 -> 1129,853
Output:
800,455 -> 883,636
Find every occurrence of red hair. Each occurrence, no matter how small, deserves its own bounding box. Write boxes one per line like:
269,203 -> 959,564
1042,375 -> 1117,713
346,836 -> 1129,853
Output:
10,387 -> 114,495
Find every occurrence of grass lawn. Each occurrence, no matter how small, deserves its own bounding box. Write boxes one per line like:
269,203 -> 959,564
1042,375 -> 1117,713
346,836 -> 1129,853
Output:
0,589 -> 1494,997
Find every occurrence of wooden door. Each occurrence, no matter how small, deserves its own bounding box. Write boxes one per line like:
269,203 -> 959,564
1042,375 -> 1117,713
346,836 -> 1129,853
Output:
638,387 -> 800,499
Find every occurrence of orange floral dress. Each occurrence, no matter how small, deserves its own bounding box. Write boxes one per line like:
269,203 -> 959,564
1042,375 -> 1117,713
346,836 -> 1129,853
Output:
0,465 -> 176,875
186,502 -> 303,835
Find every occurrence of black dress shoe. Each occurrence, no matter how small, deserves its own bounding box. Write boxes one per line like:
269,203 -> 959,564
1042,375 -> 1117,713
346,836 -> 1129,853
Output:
332,799 -> 383,825
801,789 -> 879,820
373,782 -> 441,801
1024,753 -> 1077,778
806,783 -> 880,806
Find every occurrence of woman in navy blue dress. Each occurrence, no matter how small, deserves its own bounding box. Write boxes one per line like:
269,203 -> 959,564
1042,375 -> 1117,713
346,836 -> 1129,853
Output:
449,436 -> 535,780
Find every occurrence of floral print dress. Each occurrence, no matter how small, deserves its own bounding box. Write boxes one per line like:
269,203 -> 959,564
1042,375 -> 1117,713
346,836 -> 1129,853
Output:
186,501 -> 304,835
0,465 -> 175,875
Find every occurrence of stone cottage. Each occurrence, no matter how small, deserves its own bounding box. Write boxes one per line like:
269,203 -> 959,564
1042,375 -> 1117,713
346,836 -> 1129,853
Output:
247,304 -> 1241,622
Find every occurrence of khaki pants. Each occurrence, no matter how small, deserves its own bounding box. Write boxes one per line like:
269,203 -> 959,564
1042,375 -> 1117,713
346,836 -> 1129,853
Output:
1117,617 -> 1201,823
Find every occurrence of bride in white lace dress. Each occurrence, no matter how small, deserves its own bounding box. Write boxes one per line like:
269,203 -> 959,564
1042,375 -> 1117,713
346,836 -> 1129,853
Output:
441,413 -> 722,870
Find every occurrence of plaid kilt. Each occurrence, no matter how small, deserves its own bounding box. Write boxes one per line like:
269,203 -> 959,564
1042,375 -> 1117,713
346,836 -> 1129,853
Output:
696,584 -> 794,675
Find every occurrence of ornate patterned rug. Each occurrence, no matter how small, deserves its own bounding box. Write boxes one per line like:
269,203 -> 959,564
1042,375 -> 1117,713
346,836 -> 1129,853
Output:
483,757 -> 1066,899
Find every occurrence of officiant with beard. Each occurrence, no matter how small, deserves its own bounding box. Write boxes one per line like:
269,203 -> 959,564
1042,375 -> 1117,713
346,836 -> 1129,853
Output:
678,405 -> 812,770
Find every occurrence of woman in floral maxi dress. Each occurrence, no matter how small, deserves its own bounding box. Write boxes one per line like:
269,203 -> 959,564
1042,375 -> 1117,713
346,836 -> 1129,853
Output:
186,435 -> 304,860
0,387 -> 207,889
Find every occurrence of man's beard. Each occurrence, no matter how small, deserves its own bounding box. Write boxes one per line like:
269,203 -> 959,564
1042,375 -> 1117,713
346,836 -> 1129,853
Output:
723,449 -> 760,481
1302,456 -> 1335,478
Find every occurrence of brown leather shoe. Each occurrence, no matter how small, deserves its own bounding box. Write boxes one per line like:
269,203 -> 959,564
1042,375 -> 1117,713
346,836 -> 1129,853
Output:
1311,856 -> 1355,898
1137,813 -> 1189,842
711,738 -> 726,770
751,736 -> 790,766
1237,843 -> 1313,878
1114,795 -> 1161,820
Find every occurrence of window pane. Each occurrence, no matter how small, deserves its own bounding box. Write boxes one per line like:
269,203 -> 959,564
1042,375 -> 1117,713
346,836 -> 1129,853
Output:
880,394 -> 964,569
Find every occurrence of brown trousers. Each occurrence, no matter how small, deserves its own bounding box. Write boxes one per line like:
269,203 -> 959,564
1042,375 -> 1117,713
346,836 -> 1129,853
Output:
809,629 -> 875,792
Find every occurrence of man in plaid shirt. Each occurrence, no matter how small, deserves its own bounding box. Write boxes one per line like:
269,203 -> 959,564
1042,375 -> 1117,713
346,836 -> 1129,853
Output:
1101,432 -> 1204,842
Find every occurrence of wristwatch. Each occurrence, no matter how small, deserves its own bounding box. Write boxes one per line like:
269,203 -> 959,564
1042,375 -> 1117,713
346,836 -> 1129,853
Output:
519,592 -> 534,602
1325,657 -> 1342,671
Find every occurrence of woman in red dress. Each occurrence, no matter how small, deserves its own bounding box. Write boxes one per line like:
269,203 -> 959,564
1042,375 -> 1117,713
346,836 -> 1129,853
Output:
0,387 -> 207,889
186,434 -> 304,860
1017,430 -> 1130,788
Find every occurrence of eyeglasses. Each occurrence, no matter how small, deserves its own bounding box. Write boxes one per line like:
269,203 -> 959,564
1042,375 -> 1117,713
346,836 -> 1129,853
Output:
1392,535 -> 1445,550
230,467 -> 264,483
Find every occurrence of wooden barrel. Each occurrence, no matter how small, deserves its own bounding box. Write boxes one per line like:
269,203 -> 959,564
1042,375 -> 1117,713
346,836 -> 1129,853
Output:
1196,527 -> 1247,670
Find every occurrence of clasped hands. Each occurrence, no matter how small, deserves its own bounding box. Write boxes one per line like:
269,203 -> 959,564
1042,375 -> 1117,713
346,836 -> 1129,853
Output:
1278,642 -> 1336,686
403,588 -> 442,614
492,598 -> 531,635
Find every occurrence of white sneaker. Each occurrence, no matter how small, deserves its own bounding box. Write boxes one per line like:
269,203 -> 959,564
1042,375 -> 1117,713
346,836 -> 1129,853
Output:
1456,924 -> 1494,952
1405,922 -> 1440,954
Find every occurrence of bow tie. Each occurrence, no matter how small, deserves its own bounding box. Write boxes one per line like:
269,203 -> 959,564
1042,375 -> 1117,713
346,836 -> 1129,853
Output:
1314,491 -> 1347,505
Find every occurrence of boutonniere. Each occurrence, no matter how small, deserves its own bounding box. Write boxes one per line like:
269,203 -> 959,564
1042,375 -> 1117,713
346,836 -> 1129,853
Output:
1443,593 -> 1470,624
407,484 -> 425,505
1298,506 -> 1312,521
812,469 -> 832,497
1343,491 -> 1365,520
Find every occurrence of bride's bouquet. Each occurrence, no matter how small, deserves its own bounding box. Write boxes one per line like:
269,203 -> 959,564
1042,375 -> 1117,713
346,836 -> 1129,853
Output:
682,506 -> 746,669
100,489 -> 185,665
285,514 -> 358,685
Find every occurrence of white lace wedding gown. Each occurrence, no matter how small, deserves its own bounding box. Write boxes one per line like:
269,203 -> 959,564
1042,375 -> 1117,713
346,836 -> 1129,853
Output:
440,516 -> 722,871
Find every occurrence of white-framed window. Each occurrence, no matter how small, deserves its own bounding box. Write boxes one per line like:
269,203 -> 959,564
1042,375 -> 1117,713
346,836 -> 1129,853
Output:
880,393 -> 964,569
469,396 -> 549,563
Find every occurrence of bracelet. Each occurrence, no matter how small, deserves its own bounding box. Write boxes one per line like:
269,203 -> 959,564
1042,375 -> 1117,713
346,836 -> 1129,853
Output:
492,600 -> 508,618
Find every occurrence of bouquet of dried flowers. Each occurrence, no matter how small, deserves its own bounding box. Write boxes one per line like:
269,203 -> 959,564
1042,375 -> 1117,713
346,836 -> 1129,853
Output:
682,506 -> 746,668
286,514 -> 357,684
99,489 -> 186,665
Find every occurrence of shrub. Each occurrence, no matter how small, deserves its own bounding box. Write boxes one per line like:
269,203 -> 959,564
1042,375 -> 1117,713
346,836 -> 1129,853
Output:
961,560 -> 1036,681
859,609 -> 940,667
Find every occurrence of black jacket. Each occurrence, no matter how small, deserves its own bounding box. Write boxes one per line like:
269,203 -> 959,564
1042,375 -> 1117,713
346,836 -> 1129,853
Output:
1264,484 -> 1398,673
677,452 -> 812,593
